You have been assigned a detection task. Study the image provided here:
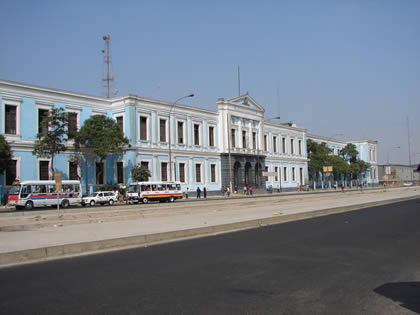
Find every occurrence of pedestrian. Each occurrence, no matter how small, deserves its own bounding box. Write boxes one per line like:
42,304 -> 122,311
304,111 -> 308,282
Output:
341,184 -> 345,193
203,187 -> 207,199
243,186 -> 247,195
185,187 -> 189,199
234,185 -> 238,194
249,186 -> 253,195
196,186 -> 201,198
2,191 -> 8,206
226,186 -> 230,197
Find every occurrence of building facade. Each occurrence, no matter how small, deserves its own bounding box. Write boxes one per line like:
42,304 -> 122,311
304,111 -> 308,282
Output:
1,79 -> 378,194
307,134 -> 379,186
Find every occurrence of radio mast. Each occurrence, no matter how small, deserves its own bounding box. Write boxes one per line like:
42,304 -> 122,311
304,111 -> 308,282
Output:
102,34 -> 115,98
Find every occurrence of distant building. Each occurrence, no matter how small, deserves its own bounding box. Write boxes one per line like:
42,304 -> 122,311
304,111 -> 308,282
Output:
1,79 -> 378,194
378,164 -> 420,185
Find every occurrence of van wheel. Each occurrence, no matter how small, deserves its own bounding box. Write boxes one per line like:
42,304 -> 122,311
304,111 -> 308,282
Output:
90,200 -> 95,207
142,198 -> 148,204
169,196 -> 175,203
61,200 -> 70,208
25,201 -> 34,210
109,199 -> 114,206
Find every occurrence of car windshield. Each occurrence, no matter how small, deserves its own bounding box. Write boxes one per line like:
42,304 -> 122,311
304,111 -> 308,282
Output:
92,192 -> 99,197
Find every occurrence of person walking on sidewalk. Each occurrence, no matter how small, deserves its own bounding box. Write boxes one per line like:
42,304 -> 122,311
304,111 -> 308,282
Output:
203,187 -> 207,199
2,191 -> 8,206
226,186 -> 230,197
185,187 -> 189,199
196,186 -> 201,198
243,186 -> 247,195
341,184 -> 345,193
249,186 -> 253,195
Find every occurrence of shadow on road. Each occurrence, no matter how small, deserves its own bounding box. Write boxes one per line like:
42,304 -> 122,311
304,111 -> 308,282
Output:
374,282 -> 420,314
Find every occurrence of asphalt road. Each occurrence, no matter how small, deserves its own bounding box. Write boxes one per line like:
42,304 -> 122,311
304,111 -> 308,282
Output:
1,198 -> 420,314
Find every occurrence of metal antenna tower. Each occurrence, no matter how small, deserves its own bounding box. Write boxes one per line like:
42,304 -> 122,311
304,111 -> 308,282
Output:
102,34 -> 116,98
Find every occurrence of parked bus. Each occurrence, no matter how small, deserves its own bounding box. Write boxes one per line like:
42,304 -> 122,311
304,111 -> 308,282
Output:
127,181 -> 182,204
7,180 -> 82,210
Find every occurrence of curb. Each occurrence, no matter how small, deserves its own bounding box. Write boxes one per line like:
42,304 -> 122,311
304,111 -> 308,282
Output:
0,195 -> 419,267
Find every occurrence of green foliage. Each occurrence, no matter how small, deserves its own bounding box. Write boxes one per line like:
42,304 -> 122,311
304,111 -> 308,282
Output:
327,155 -> 348,178
32,107 -> 68,178
307,140 -> 371,182
131,164 -> 151,182
0,135 -> 12,174
307,139 -> 332,180
74,115 -> 129,183
340,143 -> 358,163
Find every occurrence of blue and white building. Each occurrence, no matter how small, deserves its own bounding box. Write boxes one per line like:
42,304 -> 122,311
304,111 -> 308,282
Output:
0,79 -> 378,195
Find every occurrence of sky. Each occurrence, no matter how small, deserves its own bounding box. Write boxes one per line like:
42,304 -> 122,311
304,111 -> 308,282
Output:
1,0 -> 419,165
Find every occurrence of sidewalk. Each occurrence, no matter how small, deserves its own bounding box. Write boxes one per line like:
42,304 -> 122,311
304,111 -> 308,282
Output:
1,186 -> 419,267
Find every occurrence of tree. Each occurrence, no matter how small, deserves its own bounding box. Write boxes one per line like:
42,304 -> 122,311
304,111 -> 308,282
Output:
33,107 -> 68,179
131,164 -> 151,182
0,135 -> 12,175
307,139 -> 332,182
74,115 -> 129,185
340,143 -> 358,163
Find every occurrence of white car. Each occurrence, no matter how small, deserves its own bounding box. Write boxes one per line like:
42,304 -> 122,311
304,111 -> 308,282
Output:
82,191 -> 118,206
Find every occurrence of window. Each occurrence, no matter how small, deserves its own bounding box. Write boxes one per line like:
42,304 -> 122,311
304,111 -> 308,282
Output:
194,124 -> 200,145
5,105 -> 17,135
231,129 -> 236,148
299,168 -> 303,184
242,130 -> 247,148
69,161 -> 79,180
140,116 -> 148,141
209,126 -> 215,147
283,167 -> 288,182
177,121 -> 184,144
116,161 -> 124,184
195,164 -> 201,183
292,167 -> 296,181
39,161 -> 49,180
264,135 -> 267,152
264,166 -> 269,181
116,116 -> 123,133
141,161 -> 149,170
282,137 -> 286,153
211,164 -> 216,183
96,162 -> 104,185
160,119 -> 167,142
273,136 -> 277,153
274,166 -> 278,181
252,132 -> 256,150
298,140 -> 302,155
38,109 -> 49,136
179,163 -> 186,183
291,139 -> 294,155
161,162 -> 168,181
6,160 -> 17,185
67,112 -> 78,139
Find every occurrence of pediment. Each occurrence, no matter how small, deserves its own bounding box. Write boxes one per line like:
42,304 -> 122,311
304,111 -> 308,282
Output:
226,93 -> 265,112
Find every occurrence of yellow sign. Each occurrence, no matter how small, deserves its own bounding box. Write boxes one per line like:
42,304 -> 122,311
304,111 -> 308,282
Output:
323,166 -> 333,173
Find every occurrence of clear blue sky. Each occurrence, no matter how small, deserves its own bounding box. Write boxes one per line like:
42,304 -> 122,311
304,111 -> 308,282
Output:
1,0 -> 419,165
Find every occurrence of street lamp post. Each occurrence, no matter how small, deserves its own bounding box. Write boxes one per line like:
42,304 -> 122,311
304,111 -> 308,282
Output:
387,146 -> 400,164
168,94 -> 194,182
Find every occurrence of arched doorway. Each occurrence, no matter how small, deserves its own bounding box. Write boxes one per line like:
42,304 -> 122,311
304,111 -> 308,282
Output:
244,162 -> 252,187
